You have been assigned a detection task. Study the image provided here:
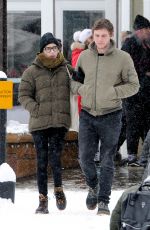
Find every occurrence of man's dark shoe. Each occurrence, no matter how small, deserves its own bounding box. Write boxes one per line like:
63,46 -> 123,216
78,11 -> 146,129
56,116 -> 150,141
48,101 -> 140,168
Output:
136,159 -> 146,168
128,161 -> 141,167
120,157 -> 129,166
120,154 -> 138,166
127,154 -> 138,166
54,187 -> 67,210
86,186 -> 97,210
35,194 -> 49,214
97,201 -> 110,215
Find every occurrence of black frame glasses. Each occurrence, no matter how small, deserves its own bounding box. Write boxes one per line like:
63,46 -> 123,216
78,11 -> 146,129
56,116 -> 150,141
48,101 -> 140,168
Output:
44,46 -> 58,52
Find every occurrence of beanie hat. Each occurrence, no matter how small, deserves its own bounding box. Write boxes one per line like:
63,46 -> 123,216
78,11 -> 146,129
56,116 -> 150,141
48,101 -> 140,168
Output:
40,32 -> 59,52
79,29 -> 92,43
73,31 -> 81,42
133,15 -> 150,31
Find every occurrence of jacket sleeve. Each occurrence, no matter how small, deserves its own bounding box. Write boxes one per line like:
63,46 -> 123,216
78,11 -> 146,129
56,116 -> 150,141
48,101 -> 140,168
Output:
18,69 -> 39,116
110,196 -> 122,230
70,57 -> 83,95
139,130 -> 150,167
114,53 -> 140,99
72,68 -> 85,84
121,37 -> 133,55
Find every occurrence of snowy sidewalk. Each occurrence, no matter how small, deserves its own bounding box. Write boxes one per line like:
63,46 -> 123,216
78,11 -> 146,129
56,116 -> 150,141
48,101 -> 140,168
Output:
0,165 -> 144,230
0,188 -> 123,230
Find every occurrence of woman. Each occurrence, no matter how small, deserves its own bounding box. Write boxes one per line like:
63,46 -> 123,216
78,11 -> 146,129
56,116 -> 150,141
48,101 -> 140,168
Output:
18,32 -> 71,214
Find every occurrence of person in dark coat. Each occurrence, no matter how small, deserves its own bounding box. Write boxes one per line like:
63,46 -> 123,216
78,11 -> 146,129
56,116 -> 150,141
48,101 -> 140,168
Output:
137,130 -> 150,176
120,15 -> 150,166
18,32 -> 71,214
114,31 -> 132,163
110,161 -> 150,230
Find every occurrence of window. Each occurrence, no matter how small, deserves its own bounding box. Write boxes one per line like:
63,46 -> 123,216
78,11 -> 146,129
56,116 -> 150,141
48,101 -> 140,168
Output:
7,11 -> 41,78
63,11 -> 104,61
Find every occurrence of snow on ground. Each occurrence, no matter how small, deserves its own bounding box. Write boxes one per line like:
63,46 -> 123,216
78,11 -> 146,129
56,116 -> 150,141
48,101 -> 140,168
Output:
3,119 -> 125,229
7,120 -> 29,134
0,188 -> 123,230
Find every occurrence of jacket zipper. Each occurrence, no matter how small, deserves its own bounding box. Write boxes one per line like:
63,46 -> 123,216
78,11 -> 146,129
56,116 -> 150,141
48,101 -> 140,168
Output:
94,56 -> 99,113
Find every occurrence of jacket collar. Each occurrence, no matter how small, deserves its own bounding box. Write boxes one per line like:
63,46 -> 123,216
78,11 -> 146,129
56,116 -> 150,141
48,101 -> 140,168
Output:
89,39 -> 116,56
33,52 -> 66,69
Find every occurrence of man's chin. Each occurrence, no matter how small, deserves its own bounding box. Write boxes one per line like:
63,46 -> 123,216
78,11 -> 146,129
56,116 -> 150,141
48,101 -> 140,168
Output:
97,44 -> 105,49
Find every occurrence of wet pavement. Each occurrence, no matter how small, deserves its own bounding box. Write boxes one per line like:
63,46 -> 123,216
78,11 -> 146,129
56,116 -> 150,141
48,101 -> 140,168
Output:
113,165 -> 144,190
16,165 -> 145,191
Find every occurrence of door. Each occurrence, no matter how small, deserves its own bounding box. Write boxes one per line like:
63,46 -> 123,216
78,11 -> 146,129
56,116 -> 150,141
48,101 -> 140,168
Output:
55,0 -> 117,61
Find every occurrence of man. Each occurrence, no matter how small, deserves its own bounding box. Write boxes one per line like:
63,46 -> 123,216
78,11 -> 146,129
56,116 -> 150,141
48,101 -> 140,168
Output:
71,18 -> 139,215
120,15 -> 150,166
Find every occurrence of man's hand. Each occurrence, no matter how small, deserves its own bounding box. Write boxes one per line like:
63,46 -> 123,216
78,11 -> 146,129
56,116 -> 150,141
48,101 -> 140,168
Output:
72,67 -> 85,84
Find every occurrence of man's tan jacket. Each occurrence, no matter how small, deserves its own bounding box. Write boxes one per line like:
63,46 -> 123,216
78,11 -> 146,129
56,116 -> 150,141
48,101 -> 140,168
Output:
71,39 -> 140,116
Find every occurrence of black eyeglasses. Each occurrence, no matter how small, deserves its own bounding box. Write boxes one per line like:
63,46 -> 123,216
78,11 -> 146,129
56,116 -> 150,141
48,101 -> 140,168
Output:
44,46 -> 58,52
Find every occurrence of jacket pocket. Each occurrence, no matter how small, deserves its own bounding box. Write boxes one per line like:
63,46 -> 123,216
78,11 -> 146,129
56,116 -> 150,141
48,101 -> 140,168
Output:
31,103 -> 39,118
78,84 -> 93,108
103,87 -> 117,100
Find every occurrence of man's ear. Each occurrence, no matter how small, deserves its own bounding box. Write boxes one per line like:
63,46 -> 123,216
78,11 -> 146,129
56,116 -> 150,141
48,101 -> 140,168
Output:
111,31 -> 114,38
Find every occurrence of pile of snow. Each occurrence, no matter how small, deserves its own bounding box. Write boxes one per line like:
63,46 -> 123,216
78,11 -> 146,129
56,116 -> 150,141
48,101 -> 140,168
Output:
0,197 -> 14,213
0,163 -> 16,182
0,71 -> 7,79
7,120 -> 29,134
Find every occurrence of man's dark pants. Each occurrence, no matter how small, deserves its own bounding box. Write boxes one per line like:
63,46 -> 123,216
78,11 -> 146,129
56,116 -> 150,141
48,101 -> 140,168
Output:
79,109 -> 122,204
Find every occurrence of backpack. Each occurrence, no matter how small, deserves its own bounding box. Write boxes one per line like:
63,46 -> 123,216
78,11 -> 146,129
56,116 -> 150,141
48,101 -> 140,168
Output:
121,183 -> 150,230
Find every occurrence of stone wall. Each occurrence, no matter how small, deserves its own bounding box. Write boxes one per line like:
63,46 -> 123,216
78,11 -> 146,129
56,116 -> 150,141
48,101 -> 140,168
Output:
6,131 -> 79,178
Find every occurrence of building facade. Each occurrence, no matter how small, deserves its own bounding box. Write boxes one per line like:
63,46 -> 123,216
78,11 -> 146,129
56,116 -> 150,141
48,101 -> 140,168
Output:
7,0 -> 150,80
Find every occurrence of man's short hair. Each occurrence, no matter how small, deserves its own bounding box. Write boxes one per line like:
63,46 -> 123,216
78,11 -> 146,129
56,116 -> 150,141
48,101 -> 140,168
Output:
92,18 -> 114,34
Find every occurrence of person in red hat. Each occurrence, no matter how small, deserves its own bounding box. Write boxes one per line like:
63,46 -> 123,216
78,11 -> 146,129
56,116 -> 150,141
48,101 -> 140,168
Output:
71,29 -> 93,113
